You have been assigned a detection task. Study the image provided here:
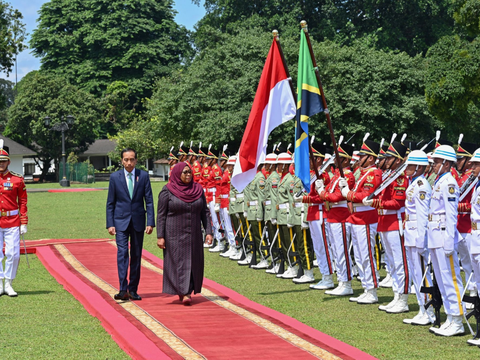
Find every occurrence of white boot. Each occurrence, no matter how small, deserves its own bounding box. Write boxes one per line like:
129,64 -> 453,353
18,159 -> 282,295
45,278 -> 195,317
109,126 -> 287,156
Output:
467,337 -> 480,346
349,289 -> 368,302
430,314 -> 451,334
251,259 -> 269,269
266,263 -> 280,274
293,269 -> 315,284
309,274 -> 334,290
0,278 -> 4,295
435,315 -> 465,337
220,246 -> 237,258
230,248 -> 243,260
237,253 -> 252,265
326,281 -> 354,296
379,273 -> 393,288
281,265 -> 298,279
404,308 -> 425,324
4,279 -> 17,297
209,240 -> 225,253
387,294 -> 409,314
379,293 -> 399,311
357,288 -> 378,304
412,306 -> 435,326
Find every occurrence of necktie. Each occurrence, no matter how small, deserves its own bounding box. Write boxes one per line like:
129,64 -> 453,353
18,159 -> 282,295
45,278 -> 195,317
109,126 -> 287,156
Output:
127,172 -> 133,198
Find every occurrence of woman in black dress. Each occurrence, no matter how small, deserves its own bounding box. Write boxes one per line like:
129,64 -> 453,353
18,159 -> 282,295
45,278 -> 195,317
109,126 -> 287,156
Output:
156,162 -> 213,305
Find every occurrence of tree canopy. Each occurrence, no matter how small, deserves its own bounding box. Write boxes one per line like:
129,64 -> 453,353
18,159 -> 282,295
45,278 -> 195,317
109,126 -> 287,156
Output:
5,72 -> 102,180
0,1 -> 27,74
30,0 -> 193,101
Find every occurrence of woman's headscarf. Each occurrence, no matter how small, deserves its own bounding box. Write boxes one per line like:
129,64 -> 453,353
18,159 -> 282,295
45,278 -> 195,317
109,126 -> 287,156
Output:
165,162 -> 203,203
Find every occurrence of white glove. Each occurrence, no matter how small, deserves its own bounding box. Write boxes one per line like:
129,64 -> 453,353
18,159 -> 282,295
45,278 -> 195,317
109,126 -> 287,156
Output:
362,197 -> 373,206
420,247 -> 429,258
287,223 -> 294,228
338,178 -> 348,189
256,218 -> 262,222
235,213 -> 240,219
271,218 -> 277,225
341,186 -> 350,198
293,193 -> 303,202
444,249 -> 454,257
315,179 -> 324,192
214,203 -> 220,213
20,225 -> 27,234
301,222 -> 309,230
243,211 -> 248,218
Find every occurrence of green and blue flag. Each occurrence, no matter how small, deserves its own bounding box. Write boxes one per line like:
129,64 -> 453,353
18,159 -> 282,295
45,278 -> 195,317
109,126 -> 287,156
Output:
295,30 -> 324,191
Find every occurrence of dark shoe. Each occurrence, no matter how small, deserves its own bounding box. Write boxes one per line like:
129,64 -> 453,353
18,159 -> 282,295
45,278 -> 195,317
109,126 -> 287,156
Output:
114,290 -> 129,300
183,295 -> 192,306
129,291 -> 142,301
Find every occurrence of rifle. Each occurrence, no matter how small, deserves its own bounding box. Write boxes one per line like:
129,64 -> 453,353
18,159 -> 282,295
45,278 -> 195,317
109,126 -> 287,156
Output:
367,163 -> 407,200
420,256 -> 442,328
462,271 -> 480,339
459,174 -> 478,202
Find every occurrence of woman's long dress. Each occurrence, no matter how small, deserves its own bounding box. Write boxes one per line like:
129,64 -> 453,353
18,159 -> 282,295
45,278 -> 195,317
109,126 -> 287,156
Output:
157,187 -> 212,295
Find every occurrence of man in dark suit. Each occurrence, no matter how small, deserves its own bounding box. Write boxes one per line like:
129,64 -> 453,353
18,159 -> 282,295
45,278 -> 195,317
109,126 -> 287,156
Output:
106,148 -> 155,300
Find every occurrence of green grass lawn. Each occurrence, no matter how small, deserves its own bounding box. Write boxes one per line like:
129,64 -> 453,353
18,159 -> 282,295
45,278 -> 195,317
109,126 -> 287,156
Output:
3,181 -> 478,359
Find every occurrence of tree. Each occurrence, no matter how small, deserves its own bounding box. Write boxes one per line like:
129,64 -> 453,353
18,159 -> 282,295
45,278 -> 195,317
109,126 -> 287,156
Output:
5,72 -> 102,181
0,78 -> 15,132
30,0 -> 193,101
0,1 -> 27,74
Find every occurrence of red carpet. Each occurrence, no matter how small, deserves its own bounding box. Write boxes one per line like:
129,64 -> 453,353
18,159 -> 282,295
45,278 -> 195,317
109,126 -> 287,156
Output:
36,241 -> 376,360
48,188 -> 104,192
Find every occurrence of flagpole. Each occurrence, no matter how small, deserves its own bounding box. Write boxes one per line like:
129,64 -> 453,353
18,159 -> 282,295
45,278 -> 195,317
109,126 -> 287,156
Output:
300,21 -> 344,178
273,30 -> 320,180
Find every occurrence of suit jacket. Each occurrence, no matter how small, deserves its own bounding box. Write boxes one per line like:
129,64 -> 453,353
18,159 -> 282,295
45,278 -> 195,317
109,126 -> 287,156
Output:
106,168 -> 155,232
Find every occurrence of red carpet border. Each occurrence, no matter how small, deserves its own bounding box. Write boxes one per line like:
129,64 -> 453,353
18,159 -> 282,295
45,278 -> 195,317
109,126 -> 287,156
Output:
36,240 -> 376,360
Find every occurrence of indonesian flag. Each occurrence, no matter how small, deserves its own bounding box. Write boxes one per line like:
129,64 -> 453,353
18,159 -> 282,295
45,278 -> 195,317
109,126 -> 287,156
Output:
231,39 -> 296,192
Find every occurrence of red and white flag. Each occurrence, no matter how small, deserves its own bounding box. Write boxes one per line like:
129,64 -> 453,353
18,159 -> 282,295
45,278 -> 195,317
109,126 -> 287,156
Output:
231,39 -> 296,192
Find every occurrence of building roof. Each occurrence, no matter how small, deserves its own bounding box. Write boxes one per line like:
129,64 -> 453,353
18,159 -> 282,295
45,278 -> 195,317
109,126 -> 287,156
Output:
0,135 -> 36,157
154,158 -> 169,164
80,139 -> 117,156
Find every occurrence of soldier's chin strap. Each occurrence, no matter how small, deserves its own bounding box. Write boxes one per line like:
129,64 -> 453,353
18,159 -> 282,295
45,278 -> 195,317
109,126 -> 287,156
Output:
436,159 -> 446,178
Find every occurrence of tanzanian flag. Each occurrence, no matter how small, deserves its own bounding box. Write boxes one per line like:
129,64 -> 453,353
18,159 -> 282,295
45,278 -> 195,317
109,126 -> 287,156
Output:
295,30 -> 324,191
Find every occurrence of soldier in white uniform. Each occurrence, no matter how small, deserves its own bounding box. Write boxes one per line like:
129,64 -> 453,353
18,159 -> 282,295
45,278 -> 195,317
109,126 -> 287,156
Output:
466,148 -> 480,345
427,145 -> 465,336
402,150 -> 435,325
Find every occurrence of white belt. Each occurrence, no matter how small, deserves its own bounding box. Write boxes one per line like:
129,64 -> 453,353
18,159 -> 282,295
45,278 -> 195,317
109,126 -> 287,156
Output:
428,213 -> 446,222
230,197 -> 236,202
330,201 -> 348,209
248,201 -> 258,206
236,194 -> 244,198
405,213 -> 417,221
352,205 -> 373,213
264,200 -> 271,206
293,203 -> 303,208
0,209 -> 18,217
207,188 -> 216,193
220,195 -> 228,199
278,203 -> 289,209
458,212 -> 469,215
378,207 -> 405,216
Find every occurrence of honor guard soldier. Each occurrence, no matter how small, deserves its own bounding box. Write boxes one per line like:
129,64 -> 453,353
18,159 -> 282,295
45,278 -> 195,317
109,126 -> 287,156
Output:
289,161 -> 315,283
464,149 -> 480,346
275,152 -> 298,278
339,134 -> 382,304
224,155 -> 243,259
455,136 -> 478,301
262,150 -> 281,274
231,175 -> 248,261
318,142 -> 356,296
427,145 -> 465,336
177,142 -> 188,163
403,150 -> 435,325
218,149 -> 237,258
167,146 -> 179,180
298,141 -> 334,288
365,139 -> 410,313
0,141 -> 28,297
239,162 -> 266,267
207,148 -> 225,253
192,143 -> 204,183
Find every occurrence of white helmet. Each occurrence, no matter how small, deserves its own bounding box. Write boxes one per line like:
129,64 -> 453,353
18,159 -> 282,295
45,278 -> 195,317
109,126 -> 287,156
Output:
277,152 -> 292,164
427,152 -> 433,164
265,153 -> 277,164
470,148 -> 480,163
431,145 -> 456,162
227,155 -> 237,165
406,150 -> 429,166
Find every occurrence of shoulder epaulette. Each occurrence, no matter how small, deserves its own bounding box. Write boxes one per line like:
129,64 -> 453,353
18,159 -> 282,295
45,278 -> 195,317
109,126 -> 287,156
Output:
9,171 -> 23,178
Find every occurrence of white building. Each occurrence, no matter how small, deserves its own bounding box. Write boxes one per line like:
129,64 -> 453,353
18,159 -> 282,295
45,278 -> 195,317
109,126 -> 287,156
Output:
0,135 -> 37,178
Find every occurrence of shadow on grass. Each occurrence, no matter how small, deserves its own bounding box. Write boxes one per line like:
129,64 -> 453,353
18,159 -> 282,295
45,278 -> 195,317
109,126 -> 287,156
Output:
258,288 -> 310,295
